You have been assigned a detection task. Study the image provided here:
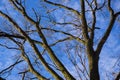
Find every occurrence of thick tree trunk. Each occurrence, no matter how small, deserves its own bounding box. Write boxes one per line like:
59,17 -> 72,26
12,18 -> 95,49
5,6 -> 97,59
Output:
86,39 -> 100,80
88,54 -> 100,80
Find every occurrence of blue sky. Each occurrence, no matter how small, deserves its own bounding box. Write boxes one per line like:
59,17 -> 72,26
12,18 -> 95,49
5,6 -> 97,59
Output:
0,0 -> 120,80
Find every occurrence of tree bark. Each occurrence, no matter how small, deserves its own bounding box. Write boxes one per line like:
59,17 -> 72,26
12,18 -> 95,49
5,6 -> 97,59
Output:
86,39 -> 100,80
88,54 -> 100,80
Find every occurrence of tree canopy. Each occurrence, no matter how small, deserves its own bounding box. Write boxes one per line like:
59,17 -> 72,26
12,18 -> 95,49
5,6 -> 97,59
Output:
0,0 -> 120,80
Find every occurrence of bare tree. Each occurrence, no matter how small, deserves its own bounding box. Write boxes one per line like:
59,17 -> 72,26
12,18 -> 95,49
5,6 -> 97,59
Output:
0,0 -> 120,80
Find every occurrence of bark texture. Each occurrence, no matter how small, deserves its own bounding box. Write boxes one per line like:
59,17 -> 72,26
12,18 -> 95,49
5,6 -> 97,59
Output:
88,54 -> 100,80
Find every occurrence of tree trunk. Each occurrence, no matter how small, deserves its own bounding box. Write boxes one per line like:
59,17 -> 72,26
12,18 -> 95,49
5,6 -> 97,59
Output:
88,54 -> 100,80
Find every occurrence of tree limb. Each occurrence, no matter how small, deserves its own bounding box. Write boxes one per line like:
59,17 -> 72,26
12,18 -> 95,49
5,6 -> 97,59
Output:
115,72 -> 120,80
0,11 -> 63,80
20,46 -> 48,80
43,0 -> 81,16
80,0 -> 89,40
41,28 -> 85,45
96,0 -> 116,54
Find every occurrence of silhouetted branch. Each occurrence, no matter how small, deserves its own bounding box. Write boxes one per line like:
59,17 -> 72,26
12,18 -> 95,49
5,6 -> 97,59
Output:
43,0 -> 81,16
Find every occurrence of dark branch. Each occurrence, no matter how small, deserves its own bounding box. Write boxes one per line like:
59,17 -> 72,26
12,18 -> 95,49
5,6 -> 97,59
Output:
96,0 -> 116,54
0,31 -> 25,39
115,72 -> 120,80
43,0 -> 81,16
